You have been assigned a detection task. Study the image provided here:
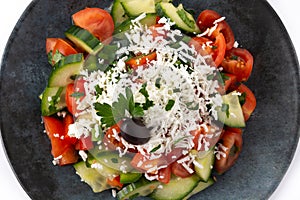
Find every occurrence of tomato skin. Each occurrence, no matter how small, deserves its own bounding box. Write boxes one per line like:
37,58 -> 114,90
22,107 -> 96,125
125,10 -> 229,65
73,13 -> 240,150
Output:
171,160 -> 193,178
189,33 -> 226,67
65,78 -> 86,115
43,116 -> 78,165
46,38 -> 58,54
72,7 -> 114,42
43,116 -> 69,157
107,176 -> 123,189
191,125 -> 221,151
59,146 -> 79,166
221,48 -> 254,82
125,52 -> 157,70
197,10 -> 235,50
103,123 -> 126,150
75,135 -> 94,151
236,84 -> 256,121
52,38 -> 77,56
214,128 -> 243,174
158,165 -> 171,184
63,114 -> 78,145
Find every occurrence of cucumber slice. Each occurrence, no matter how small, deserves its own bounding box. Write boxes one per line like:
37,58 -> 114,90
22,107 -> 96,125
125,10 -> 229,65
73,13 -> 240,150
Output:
86,156 -> 119,178
150,174 -> 200,200
41,87 -> 66,116
156,2 -> 200,33
120,172 -> 142,184
48,53 -> 84,87
111,0 -> 129,26
183,177 -> 214,200
218,91 -> 246,128
193,149 -> 215,182
117,177 -> 159,200
73,161 -> 112,193
121,0 -> 156,17
154,0 -> 172,3
114,13 -> 157,34
89,149 -> 136,173
65,25 -> 103,54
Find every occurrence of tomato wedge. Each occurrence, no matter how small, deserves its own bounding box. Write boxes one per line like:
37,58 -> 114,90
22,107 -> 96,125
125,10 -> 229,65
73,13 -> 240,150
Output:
197,9 -> 235,50
65,78 -> 86,115
125,52 -> 157,70
46,38 -> 58,54
157,165 -> 171,184
52,38 -> 78,56
106,176 -> 123,189
171,159 -> 193,178
189,33 -> 226,67
43,116 -> 78,165
236,84 -> 256,121
214,128 -> 243,174
221,48 -> 254,82
72,7 -> 114,42
63,114 -> 78,145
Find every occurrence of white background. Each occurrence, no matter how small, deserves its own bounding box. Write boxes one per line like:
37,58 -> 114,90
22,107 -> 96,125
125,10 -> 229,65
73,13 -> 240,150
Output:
0,0 -> 299,199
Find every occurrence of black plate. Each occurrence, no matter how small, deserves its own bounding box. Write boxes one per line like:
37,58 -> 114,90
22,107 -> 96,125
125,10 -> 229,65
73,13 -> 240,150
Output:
1,0 -> 299,199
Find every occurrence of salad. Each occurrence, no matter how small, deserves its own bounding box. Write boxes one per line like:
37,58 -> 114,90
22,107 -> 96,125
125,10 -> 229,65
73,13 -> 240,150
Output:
41,0 -> 256,199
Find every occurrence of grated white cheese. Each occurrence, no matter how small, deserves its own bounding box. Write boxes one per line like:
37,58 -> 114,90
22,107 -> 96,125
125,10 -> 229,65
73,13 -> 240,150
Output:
68,16 -> 225,181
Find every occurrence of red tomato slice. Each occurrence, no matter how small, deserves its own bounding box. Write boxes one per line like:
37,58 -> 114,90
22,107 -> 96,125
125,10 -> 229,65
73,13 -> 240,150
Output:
107,176 -> 123,189
63,114 -> 78,145
196,9 -> 235,50
191,124 -> 222,151
75,135 -> 94,151
157,165 -> 171,184
131,148 -> 184,173
221,48 -> 254,82
189,33 -> 226,67
72,7 -> 114,42
214,128 -> 243,174
52,38 -> 77,56
217,73 -> 237,94
171,159 -> 193,178
65,78 -> 86,115
46,38 -> 58,54
43,116 -> 70,158
59,146 -> 79,166
125,52 -> 157,70
236,84 -> 256,121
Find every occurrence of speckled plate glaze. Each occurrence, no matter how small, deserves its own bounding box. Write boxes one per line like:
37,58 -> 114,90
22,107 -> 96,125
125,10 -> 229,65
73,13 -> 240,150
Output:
0,0 -> 299,199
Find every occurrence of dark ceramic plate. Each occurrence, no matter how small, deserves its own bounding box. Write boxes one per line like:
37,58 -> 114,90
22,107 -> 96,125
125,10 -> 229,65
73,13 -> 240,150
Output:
0,0 -> 299,199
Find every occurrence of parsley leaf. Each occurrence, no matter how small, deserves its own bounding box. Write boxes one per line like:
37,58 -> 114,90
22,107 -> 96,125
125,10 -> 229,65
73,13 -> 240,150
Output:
94,102 -> 116,127
165,99 -> 175,111
94,87 -> 145,126
150,144 -> 161,153
139,83 -> 154,110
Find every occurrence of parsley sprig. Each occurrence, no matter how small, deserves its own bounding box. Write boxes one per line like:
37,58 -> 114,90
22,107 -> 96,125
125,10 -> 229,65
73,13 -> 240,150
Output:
94,87 -> 144,127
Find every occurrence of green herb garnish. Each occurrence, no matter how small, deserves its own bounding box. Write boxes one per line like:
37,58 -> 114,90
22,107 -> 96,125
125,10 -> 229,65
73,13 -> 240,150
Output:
165,99 -> 175,111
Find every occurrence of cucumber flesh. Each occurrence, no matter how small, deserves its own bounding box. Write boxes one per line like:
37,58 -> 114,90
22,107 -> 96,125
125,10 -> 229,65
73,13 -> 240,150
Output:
111,0 -> 129,26
41,87 -> 66,116
120,172 -> 142,184
218,91 -> 246,128
114,13 -> 157,34
121,0 -> 156,17
89,148 -> 136,173
150,174 -> 200,200
117,177 -> 159,200
65,25 -> 103,54
73,161 -> 112,193
156,2 -> 200,33
48,53 -> 84,87
193,149 -> 215,182
183,177 -> 215,200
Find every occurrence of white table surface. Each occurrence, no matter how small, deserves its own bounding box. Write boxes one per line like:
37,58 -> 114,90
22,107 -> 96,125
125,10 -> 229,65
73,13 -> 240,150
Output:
0,0 -> 299,199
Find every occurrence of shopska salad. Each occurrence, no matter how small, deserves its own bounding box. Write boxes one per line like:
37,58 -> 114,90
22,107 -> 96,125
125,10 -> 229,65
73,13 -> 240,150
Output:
41,0 -> 256,199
